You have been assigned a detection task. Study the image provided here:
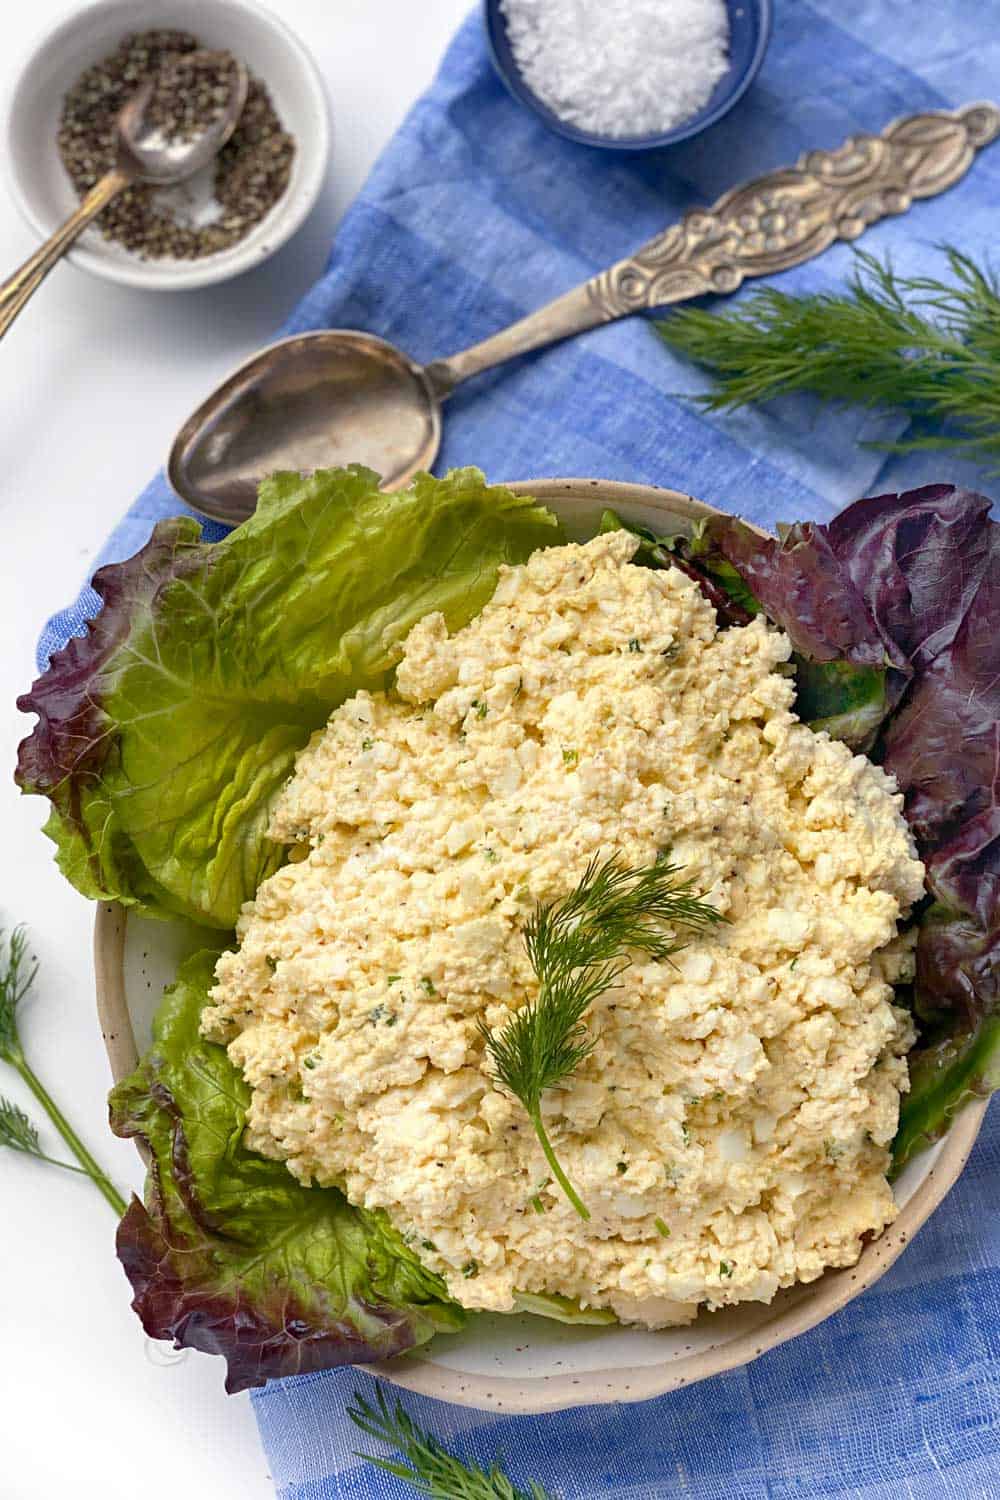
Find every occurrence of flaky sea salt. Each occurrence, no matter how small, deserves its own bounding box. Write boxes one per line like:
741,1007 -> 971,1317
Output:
500,0 -> 730,139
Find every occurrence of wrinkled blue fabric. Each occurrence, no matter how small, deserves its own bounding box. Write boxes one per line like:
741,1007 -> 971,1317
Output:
38,1 -> 1000,1495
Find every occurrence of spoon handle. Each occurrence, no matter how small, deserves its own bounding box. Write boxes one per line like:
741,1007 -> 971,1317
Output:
0,168 -> 131,340
423,102 -> 999,399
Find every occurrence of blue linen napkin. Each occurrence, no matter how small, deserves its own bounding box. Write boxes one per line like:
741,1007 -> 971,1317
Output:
37,1 -> 1000,1495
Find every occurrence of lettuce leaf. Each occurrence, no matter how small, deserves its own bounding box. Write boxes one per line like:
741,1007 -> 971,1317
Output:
607,486 -> 1000,1166
16,467 -> 561,929
110,950 -> 465,1393
513,1292 -> 617,1326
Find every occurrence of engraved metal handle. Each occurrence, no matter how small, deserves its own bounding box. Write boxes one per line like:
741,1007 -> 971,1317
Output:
0,168 -> 131,340
423,102 -> 1000,399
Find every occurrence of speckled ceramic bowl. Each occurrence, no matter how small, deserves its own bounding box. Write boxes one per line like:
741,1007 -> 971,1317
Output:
94,477 -> 987,1412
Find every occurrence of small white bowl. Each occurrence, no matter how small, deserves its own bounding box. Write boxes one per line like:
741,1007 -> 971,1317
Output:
4,0 -> 330,290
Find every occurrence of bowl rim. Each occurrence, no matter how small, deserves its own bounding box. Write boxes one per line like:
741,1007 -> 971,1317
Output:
2,0 -> 331,291
482,0 -> 774,152
92,476 -> 988,1412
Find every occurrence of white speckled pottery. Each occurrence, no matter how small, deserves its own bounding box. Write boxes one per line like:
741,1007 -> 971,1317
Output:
94,478 -> 987,1412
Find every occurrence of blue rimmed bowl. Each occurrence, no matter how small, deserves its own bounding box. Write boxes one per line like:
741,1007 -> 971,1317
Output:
484,0 -> 773,151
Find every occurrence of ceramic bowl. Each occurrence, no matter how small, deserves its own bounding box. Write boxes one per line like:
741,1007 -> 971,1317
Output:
4,0 -> 330,291
93,477 -> 986,1411
483,0 -> 773,151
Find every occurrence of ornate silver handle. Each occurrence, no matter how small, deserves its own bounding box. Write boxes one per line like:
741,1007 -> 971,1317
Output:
424,102 -> 1000,398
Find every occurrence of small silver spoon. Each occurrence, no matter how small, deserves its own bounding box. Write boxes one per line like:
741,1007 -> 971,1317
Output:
167,100 -> 1000,527
0,52 -> 249,339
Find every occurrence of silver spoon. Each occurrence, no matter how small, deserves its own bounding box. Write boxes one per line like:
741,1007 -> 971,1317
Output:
0,52 -> 249,339
168,101 -> 1000,527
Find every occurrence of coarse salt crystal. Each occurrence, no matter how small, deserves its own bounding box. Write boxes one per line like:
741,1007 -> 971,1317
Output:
500,0 -> 730,139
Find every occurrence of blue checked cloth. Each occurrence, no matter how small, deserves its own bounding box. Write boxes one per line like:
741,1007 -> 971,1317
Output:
37,1 -> 1000,1495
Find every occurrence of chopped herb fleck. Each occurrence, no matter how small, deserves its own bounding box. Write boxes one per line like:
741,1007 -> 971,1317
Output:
531,1194 -> 546,1214
562,748 -> 578,767
654,1217 -> 671,1238
361,737 -> 373,751
719,1260 -> 734,1278
421,1239 -> 437,1252
483,848 -> 499,864
265,955 -> 278,973
461,1260 -> 479,1279
616,1161 -> 628,1175
420,976 -> 437,996
302,1055 -> 318,1070
681,1123 -> 691,1145
387,974 -> 401,985
628,637 -> 642,653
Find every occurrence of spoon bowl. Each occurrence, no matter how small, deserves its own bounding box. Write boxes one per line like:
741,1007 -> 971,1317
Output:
117,54 -> 249,184
169,331 -> 441,525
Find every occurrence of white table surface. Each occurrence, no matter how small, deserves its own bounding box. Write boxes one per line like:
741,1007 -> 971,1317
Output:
0,3 -> 468,1495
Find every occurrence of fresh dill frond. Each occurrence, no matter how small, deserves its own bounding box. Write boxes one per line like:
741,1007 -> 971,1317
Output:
0,925 -> 37,1065
0,926 -> 126,1215
483,856 -> 724,1218
0,1095 -> 88,1174
657,246 -> 1000,471
348,1385 -> 552,1499
0,1097 -> 41,1156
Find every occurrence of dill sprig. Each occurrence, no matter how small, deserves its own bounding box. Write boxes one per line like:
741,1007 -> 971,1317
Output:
483,856 -> 724,1219
0,1095 -> 89,1174
0,926 -> 126,1215
348,1385 -> 553,1499
657,247 -> 1000,470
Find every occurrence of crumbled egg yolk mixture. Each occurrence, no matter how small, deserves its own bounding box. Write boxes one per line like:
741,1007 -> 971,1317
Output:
204,531 -> 925,1327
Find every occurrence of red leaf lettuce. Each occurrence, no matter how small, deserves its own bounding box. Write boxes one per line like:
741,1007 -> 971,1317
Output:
110,950 -> 465,1393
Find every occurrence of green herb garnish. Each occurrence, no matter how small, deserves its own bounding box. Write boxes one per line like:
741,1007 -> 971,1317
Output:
654,1217 -> 671,1238
349,1385 -> 553,1498
482,856 -> 724,1219
0,927 -> 125,1214
658,247 -> 1000,472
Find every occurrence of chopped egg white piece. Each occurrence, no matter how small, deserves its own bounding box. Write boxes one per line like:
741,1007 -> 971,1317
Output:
204,531 -> 924,1325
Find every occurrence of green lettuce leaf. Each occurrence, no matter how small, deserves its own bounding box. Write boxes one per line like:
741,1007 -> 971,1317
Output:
110,950 -> 465,1393
790,657 -> 889,753
17,467 -> 561,929
513,1291 -> 617,1326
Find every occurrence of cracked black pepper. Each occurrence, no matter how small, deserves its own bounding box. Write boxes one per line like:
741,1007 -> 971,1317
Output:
57,30 -> 296,261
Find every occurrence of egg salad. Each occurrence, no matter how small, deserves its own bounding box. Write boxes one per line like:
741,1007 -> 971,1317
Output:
203,530 -> 925,1327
